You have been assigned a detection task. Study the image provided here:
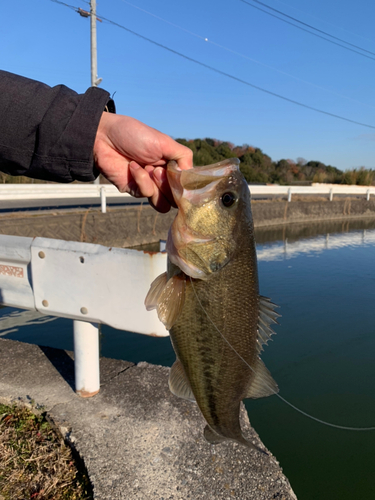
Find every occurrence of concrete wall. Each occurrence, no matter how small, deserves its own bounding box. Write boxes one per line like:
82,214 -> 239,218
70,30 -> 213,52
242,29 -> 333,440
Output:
0,198 -> 375,247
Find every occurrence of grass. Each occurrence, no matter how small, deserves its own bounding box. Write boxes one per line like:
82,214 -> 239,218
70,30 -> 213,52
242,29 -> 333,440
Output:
0,403 -> 92,500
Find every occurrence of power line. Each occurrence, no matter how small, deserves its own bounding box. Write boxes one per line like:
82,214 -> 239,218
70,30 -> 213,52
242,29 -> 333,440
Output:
120,0 -> 375,110
100,15 -> 375,129
239,0 -> 375,62
49,0 -> 375,129
248,0 -> 375,56
273,0 -> 375,44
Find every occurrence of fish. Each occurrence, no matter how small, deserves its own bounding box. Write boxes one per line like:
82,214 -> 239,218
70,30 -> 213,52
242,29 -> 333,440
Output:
145,158 -> 279,452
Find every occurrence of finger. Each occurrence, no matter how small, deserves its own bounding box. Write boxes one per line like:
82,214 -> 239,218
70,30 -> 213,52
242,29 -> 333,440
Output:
162,139 -> 193,171
176,150 -> 194,171
130,162 -> 171,213
148,191 -> 172,214
128,161 -> 155,198
152,167 -> 177,209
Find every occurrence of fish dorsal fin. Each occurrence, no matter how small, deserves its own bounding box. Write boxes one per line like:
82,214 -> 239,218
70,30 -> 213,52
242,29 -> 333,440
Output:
144,273 -> 186,330
169,359 -> 195,402
245,357 -> 279,399
257,295 -> 280,353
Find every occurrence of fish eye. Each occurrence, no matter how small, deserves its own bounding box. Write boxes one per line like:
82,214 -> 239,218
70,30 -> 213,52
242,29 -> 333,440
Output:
220,192 -> 237,208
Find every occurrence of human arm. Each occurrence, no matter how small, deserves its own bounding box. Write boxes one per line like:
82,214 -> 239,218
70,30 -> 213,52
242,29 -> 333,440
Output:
0,70 -> 110,183
0,70 -> 193,212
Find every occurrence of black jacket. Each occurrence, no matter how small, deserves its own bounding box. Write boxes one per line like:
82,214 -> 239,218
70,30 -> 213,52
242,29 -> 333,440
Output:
0,71 -> 114,183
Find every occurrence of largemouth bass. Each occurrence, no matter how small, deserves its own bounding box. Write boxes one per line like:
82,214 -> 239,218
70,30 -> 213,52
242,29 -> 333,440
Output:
145,158 -> 279,451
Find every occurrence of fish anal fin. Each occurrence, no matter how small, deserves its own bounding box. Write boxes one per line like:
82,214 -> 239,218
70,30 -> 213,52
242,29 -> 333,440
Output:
145,273 -> 186,330
169,359 -> 195,402
245,357 -> 278,399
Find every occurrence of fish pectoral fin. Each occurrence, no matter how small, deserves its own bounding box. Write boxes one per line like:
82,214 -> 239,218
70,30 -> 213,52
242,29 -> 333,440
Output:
257,295 -> 281,352
245,357 -> 279,399
145,273 -> 186,330
169,359 -> 195,402
144,272 -> 168,310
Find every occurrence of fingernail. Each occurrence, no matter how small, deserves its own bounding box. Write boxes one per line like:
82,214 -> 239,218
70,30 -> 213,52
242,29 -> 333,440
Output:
153,168 -> 164,182
129,161 -> 140,170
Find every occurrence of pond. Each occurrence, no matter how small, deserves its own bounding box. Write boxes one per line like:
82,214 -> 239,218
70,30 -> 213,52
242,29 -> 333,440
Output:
1,218 -> 375,500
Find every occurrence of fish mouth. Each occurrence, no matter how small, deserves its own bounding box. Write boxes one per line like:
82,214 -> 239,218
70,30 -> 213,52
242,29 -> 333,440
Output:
166,224 -> 216,280
167,158 -> 240,206
166,158 -> 241,279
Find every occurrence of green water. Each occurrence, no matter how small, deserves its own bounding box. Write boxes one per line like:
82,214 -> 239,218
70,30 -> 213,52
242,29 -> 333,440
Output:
248,225 -> 375,500
1,218 -> 375,499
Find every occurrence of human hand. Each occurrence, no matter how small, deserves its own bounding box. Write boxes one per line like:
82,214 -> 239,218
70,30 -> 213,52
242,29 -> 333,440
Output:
93,113 -> 193,213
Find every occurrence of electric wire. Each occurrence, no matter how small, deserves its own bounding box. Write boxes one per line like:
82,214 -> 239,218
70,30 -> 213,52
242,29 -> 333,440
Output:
273,0 -> 375,44
120,0 -> 375,110
239,0 -> 375,62
50,0 -> 375,129
91,16 -> 375,129
189,276 -> 375,431
243,0 -> 375,57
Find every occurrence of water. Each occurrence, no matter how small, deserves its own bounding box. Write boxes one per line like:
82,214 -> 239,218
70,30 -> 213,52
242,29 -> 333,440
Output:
1,219 -> 375,499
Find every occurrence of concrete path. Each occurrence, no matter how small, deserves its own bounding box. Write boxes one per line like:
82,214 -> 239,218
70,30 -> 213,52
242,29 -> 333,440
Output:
0,338 -> 297,500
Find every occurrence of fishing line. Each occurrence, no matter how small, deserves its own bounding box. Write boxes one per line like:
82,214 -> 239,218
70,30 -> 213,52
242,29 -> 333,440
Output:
189,276 -> 375,431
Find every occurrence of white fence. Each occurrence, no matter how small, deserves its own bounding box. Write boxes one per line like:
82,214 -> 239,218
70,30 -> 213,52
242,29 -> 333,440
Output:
0,235 -> 168,397
0,183 -> 374,213
249,183 -> 375,202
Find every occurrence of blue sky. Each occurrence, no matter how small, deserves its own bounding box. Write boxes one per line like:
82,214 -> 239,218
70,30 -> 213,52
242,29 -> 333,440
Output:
2,0 -> 375,170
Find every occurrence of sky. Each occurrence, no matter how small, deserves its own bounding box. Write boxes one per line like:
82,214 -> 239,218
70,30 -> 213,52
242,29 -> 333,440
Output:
2,0 -> 375,171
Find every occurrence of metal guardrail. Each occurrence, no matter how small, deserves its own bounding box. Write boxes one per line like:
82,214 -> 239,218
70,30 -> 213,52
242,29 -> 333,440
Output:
0,183 -> 374,213
249,183 -> 375,202
0,183 -> 127,200
0,235 -> 167,397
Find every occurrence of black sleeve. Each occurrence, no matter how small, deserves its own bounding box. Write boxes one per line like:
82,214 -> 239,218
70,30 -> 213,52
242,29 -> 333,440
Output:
0,70 -> 115,183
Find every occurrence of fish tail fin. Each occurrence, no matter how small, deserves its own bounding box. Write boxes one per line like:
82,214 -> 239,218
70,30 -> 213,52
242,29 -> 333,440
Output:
203,425 -> 268,455
204,425 -> 227,445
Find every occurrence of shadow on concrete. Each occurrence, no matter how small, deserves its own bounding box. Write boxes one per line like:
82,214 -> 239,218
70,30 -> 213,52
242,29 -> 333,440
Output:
39,345 -> 75,392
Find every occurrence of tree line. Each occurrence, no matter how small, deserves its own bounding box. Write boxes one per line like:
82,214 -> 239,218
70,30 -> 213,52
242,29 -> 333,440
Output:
0,137 -> 372,186
176,138 -> 374,186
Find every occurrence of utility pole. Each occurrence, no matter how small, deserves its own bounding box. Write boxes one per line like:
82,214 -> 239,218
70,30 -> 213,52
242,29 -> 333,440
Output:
78,2 -> 103,183
90,0 -> 102,87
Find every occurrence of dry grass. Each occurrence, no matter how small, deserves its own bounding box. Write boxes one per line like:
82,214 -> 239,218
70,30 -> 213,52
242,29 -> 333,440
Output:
0,404 -> 92,500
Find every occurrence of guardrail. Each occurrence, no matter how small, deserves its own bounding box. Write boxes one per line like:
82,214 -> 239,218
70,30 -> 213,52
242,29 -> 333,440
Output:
249,183 -> 375,202
0,183 -> 374,213
0,235 -> 168,397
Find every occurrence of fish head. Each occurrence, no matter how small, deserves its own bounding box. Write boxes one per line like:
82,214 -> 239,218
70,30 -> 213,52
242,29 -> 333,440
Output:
166,158 -> 251,279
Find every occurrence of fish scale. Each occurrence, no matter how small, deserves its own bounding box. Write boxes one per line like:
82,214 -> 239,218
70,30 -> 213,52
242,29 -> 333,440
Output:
145,158 -> 279,451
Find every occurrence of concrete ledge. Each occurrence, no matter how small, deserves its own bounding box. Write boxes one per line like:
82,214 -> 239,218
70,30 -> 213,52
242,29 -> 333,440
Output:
0,338 -> 297,499
0,199 -> 375,248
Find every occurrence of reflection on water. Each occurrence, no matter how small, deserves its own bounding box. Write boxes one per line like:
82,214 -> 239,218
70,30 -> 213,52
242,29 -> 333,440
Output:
0,309 -> 57,337
254,217 -> 375,245
257,229 -> 375,261
1,218 -> 375,500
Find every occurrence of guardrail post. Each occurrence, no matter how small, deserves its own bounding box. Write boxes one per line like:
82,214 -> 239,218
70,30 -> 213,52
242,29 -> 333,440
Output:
287,188 -> 292,202
100,186 -> 107,213
73,320 -> 100,397
329,189 -> 333,201
367,189 -> 370,201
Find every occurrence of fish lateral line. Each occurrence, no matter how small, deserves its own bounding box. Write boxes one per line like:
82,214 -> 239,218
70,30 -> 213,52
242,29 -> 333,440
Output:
189,276 -> 375,432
